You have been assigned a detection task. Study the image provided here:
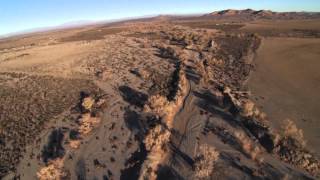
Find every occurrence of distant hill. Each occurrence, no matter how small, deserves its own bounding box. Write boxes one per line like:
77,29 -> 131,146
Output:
205,9 -> 320,20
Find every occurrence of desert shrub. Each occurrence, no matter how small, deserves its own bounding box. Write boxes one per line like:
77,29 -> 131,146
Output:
194,144 -> 220,179
282,119 -> 305,147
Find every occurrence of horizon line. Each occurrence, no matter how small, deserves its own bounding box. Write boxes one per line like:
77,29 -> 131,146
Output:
1,8 -> 319,39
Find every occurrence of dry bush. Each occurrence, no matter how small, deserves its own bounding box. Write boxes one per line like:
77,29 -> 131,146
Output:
282,119 -> 305,147
100,70 -> 113,81
0,72 -> 99,177
81,97 -> 95,111
144,95 -> 171,118
139,69 -> 151,79
37,159 -> 67,180
77,95 -> 105,136
242,100 -> 267,120
144,71 -> 188,128
242,100 -> 255,117
69,140 -> 81,149
194,144 -> 220,179
275,119 -> 320,175
78,113 -> 101,135
144,125 -> 170,151
140,71 -> 188,179
139,48 -> 189,179
141,125 -> 170,180
234,131 -> 261,160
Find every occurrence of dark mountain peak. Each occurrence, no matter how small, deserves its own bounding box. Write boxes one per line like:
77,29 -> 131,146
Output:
243,8 -> 255,13
254,10 -> 274,16
207,9 -> 320,20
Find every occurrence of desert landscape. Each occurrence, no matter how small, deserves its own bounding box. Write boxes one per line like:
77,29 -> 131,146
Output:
0,9 -> 320,180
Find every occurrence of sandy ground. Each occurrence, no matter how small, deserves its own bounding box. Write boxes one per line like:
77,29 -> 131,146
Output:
242,20 -> 320,32
175,19 -> 320,38
248,37 -> 320,156
0,14 -> 319,180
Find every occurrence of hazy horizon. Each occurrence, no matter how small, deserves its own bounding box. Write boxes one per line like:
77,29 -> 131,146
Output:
1,0 -> 319,36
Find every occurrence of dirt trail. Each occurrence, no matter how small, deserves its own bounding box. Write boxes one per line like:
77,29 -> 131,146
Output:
155,28 -> 319,179
172,80 -> 196,149
167,80 -> 202,176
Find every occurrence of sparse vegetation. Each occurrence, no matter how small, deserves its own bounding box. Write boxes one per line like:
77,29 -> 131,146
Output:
194,144 -> 220,179
37,158 -> 68,180
0,12 -> 319,179
282,119 -> 306,147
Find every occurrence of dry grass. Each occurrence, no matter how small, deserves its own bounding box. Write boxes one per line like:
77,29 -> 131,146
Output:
0,72 -> 98,177
59,27 -> 127,42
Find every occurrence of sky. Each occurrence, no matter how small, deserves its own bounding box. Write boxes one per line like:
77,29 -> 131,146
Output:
1,0 -> 319,36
